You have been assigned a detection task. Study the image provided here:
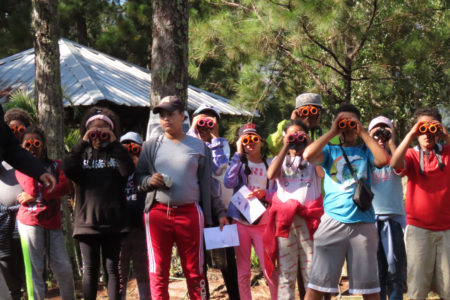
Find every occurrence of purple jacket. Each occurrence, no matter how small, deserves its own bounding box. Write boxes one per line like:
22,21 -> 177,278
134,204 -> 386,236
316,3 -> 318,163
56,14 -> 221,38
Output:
224,152 -> 277,222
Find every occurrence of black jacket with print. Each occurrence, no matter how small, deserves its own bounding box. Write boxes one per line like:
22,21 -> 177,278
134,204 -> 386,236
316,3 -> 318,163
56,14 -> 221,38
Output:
62,140 -> 134,236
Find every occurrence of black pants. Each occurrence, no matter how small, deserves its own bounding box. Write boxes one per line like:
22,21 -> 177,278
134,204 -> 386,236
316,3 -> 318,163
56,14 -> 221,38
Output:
0,238 -> 24,300
78,234 -> 122,300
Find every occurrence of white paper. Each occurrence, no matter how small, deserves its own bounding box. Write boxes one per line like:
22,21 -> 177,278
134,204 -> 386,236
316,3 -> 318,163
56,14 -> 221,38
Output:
230,185 -> 266,224
203,224 -> 240,250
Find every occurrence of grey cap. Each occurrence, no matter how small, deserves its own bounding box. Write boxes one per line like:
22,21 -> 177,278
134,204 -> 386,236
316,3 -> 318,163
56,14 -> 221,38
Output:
120,131 -> 143,145
295,93 -> 322,108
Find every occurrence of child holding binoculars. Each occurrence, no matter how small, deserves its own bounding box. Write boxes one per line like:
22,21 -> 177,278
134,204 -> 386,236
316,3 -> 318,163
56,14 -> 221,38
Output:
62,107 -> 134,300
303,103 -> 389,299
390,107 -> 450,300
224,123 -> 278,300
368,116 -> 406,300
264,120 -> 324,300
15,126 -> 75,300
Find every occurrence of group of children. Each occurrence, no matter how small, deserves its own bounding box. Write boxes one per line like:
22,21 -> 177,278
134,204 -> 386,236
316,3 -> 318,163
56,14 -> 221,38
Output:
0,92 -> 448,300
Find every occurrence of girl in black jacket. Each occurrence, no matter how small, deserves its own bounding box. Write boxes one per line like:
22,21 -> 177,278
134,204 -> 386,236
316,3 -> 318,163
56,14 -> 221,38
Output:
62,107 -> 134,300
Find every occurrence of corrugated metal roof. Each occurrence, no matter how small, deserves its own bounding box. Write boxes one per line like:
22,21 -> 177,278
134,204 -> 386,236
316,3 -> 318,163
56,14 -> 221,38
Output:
0,38 -> 254,116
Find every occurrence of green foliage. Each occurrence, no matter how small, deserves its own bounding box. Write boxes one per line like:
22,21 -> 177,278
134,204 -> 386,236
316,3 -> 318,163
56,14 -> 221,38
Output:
4,89 -> 37,122
64,128 -> 81,152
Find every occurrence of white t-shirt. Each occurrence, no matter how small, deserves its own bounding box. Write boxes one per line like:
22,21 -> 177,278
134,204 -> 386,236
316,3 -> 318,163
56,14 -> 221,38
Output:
276,155 -> 321,205
247,161 -> 268,192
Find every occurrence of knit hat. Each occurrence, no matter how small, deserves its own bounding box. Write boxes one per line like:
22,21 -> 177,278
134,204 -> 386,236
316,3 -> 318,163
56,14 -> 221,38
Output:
238,123 -> 261,138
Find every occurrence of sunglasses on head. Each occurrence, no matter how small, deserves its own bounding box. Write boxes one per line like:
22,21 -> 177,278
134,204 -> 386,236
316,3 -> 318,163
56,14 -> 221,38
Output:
24,138 -> 42,150
338,119 -> 357,129
88,130 -> 110,142
242,134 -> 260,146
418,122 -> 438,135
10,125 -> 25,134
123,143 -> 142,155
299,105 -> 320,116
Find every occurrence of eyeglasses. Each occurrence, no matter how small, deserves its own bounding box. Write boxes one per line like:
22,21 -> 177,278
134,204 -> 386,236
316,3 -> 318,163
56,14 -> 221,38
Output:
418,122 -> 438,134
10,125 -> 25,135
338,119 -> 357,129
242,134 -> 260,145
24,138 -> 42,150
123,143 -> 142,155
197,118 -> 215,129
88,130 -> 110,142
299,105 -> 320,116
287,131 -> 307,144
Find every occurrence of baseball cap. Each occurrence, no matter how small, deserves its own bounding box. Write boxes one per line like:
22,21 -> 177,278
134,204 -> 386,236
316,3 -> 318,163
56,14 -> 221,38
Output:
120,131 -> 143,145
193,104 -> 221,119
153,96 -> 184,114
368,116 -> 393,131
238,123 -> 261,138
295,93 -> 322,109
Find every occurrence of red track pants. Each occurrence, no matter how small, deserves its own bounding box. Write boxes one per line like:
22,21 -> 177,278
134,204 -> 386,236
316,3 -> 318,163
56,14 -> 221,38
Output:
144,202 -> 206,300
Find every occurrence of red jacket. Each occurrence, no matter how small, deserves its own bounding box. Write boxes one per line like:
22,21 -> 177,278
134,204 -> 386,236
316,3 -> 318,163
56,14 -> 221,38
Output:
263,193 -> 324,278
16,160 -> 71,229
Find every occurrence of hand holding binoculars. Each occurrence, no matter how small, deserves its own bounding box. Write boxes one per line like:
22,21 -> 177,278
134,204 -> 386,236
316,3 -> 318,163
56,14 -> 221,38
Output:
88,130 -> 110,142
338,119 -> 357,130
418,122 -> 439,135
197,118 -> 215,129
242,134 -> 260,146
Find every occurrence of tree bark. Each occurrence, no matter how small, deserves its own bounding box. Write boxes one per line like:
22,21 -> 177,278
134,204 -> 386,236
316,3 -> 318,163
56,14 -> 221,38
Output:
150,0 -> 189,108
31,0 -> 78,277
32,0 -> 64,160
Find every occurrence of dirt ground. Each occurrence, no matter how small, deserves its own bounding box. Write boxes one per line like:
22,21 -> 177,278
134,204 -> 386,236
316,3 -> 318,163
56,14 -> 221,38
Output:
45,268 -> 345,299
45,269 -> 441,300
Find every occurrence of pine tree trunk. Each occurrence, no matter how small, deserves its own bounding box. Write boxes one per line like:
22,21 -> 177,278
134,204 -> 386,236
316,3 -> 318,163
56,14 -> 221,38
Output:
32,0 -> 64,160
150,0 -> 189,107
31,0 -> 78,277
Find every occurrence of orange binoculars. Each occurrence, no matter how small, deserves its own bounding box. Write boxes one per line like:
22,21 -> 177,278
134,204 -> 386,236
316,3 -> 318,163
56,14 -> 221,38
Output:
242,134 -> 260,145
338,119 -> 357,129
10,125 -> 25,135
123,143 -> 142,155
24,139 -> 42,150
299,105 -> 320,117
418,122 -> 438,134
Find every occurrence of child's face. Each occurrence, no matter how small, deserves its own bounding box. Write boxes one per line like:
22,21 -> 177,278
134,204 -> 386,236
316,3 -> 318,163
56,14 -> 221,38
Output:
285,125 -> 307,156
22,133 -> 43,159
87,119 -> 111,149
336,112 -> 359,145
159,109 -> 185,135
8,119 -> 26,140
416,115 -> 439,149
242,135 -> 263,157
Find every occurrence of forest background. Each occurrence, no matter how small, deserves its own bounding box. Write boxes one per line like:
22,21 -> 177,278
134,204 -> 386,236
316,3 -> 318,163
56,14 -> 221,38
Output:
1,0 -> 448,141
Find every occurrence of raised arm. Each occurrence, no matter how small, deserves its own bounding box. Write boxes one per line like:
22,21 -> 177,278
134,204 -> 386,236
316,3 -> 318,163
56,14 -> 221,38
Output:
391,122 -> 421,170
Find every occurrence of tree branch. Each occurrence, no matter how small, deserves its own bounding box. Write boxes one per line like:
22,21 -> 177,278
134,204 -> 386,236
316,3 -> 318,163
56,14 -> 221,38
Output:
301,22 -> 347,72
303,54 -> 346,77
210,0 -> 252,12
348,0 -> 377,60
269,0 -> 292,11
280,45 -> 344,103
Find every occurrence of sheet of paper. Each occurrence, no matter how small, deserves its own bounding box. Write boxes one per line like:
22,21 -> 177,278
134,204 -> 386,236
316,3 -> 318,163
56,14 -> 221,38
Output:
203,224 -> 240,250
230,185 -> 266,224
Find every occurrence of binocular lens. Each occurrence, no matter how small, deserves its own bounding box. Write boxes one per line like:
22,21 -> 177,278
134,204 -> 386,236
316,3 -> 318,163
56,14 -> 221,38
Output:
338,120 -> 347,129
418,123 -> 438,134
310,106 -> 319,115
